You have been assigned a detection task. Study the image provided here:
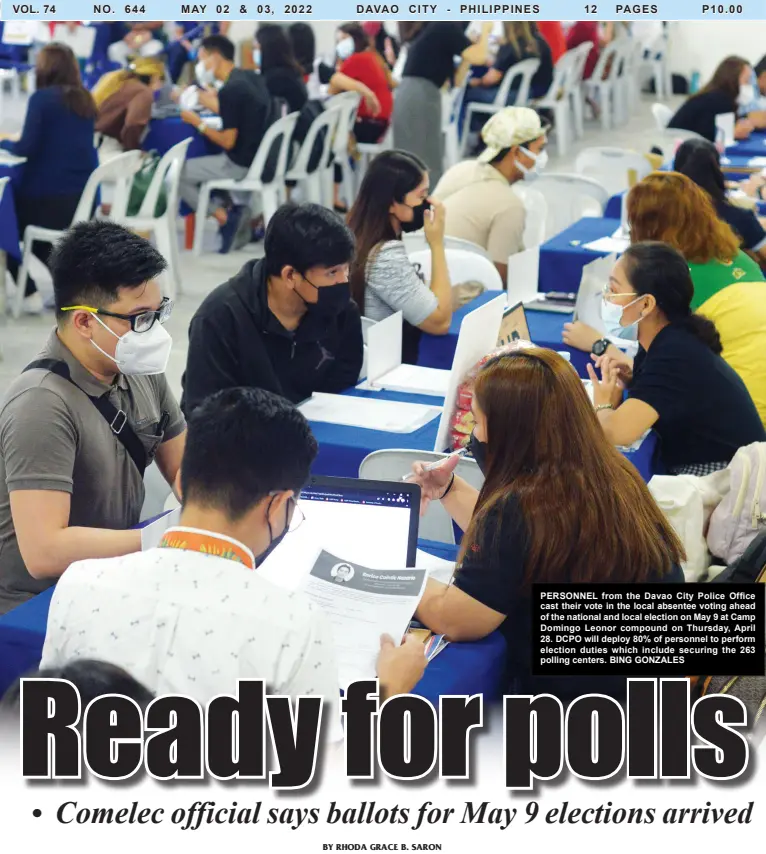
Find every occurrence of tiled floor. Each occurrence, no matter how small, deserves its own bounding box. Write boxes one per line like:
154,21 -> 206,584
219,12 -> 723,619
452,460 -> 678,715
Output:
0,92 -> 684,400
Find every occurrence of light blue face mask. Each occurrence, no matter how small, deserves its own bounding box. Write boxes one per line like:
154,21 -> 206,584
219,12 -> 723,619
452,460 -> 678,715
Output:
600,295 -> 643,340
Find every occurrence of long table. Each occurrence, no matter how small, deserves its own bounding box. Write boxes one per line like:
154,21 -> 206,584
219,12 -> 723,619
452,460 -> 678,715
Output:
309,385 -> 658,482
0,540 -> 507,705
537,217 -> 620,294
726,131 -> 766,160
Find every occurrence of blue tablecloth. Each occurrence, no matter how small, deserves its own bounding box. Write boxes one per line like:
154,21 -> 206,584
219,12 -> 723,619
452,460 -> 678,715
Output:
538,217 -> 620,294
0,539 -> 507,704
142,116 -> 220,160
418,292 -> 586,376
726,132 -> 766,159
0,163 -> 20,259
309,383 -> 657,483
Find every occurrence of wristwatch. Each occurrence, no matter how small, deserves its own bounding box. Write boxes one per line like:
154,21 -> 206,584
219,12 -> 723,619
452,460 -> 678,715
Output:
197,122 -> 207,135
592,338 -> 610,357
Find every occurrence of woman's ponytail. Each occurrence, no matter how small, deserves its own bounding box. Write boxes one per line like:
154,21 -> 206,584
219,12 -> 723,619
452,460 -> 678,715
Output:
677,312 -> 723,354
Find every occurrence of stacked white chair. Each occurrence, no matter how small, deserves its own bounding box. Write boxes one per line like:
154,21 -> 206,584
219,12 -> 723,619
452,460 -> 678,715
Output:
325,91 -> 361,207
585,39 -> 626,131
639,31 -> 672,100
115,139 -> 191,298
574,146 -> 653,196
442,83 -> 467,171
192,111 -> 299,256
460,58 -> 541,156
285,106 -> 341,208
569,41 -> 594,139
12,150 -> 143,319
534,45 -> 591,157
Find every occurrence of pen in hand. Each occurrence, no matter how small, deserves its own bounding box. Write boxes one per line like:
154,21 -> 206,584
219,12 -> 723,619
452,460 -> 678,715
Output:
401,448 -> 468,481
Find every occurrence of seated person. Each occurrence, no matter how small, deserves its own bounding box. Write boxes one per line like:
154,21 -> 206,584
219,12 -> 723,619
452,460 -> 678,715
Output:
434,107 -> 547,283
0,222 -> 185,616
40,387 -> 427,722
461,22 -> 553,135
668,56 -> 756,142
288,22 -> 316,79
588,242 -> 765,474
179,35 -> 274,253
93,56 -> 166,157
182,203 -> 362,414
673,137 -> 766,262
565,171 -> 766,424
255,23 -> 308,114
409,346 -> 685,705
107,22 -> 166,66
347,150 -> 453,364
1,660 -> 154,714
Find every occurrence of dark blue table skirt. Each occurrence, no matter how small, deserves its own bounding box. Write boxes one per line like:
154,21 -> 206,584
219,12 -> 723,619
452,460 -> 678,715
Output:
0,540 -> 507,705
537,217 -> 620,294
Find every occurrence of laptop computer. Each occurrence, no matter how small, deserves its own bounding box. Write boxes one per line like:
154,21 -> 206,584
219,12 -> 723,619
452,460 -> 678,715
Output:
294,476 -> 421,568
497,301 -> 531,346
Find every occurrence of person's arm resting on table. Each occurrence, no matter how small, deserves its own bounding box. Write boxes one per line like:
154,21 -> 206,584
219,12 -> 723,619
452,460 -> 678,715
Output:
587,353 -> 658,447
416,578 -> 505,642
2,390 -> 140,580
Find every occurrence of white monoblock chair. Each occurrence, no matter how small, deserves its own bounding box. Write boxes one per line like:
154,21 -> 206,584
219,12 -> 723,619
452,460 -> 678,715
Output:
355,125 -> 393,193
402,232 -> 492,261
533,45 -> 587,157
568,41 -> 593,139
13,150 -> 142,319
442,83 -> 467,172
609,37 -> 635,126
512,184 -> 548,248
622,38 -> 645,116
460,58 -> 541,156
652,101 -> 673,129
584,39 -> 625,131
192,112 -> 299,257
407,247 -> 504,291
115,139 -> 191,298
285,106 -> 341,207
326,91 -> 361,206
532,173 -> 610,237
574,146 -> 652,196
506,245 -> 540,303
639,31 -> 672,100
359,449 -> 484,544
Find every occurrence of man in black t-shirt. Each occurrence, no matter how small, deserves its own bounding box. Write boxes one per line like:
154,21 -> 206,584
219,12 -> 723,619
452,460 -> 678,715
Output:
180,35 -> 274,253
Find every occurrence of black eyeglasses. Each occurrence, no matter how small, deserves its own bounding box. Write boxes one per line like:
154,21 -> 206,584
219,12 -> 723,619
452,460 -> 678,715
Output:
60,298 -> 173,333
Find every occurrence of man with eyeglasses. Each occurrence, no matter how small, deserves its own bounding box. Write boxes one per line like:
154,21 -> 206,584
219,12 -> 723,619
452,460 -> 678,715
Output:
0,221 -> 186,615
41,387 -> 426,729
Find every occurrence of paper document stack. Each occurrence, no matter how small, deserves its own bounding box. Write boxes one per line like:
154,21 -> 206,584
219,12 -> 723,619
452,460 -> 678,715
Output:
298,392 -> 441,433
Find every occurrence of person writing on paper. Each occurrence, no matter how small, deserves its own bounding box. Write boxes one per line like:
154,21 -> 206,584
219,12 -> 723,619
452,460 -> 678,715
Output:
433,107 -> 548,283
673,137 -> 766,261
668,56 -> 756,142
409,347 -> 685,704
93,56 -> 166,158
588,243 -> 765,474
627,173 -> 766,425
179,35 -> 274,253
40,387 -> 426,712
347,150 -> 452,364
1,42 -> 98,313
182,202 -> 362,414
0,222 -> 186,616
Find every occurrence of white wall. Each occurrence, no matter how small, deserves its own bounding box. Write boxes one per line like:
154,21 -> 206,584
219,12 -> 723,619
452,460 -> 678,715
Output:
668,22 -> 766,81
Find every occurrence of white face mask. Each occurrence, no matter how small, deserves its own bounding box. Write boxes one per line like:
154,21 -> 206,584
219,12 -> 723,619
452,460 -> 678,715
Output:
600,295 -> 643,339
336,36 -> 355,61
91,315 -> 172,376
738,83 -> 756,106
516,146 -> 549,181
195,59 -> 215,87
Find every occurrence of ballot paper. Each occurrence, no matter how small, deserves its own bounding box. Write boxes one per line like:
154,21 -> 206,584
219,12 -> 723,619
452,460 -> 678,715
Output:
298,392 -> 441,433
583,234 -> 630,254
360,311 -> 451,396
300,550 -> 428,690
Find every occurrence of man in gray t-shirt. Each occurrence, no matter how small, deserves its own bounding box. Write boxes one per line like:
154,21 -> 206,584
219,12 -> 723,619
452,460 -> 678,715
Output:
0,222 -> 186,615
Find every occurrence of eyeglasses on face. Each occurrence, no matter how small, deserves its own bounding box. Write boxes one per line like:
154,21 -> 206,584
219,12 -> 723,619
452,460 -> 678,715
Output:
60,298 -> 173,333
601,285 -> 639,304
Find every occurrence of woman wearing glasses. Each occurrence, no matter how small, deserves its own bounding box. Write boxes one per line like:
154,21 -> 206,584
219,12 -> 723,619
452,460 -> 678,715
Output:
588,242 -> 765,475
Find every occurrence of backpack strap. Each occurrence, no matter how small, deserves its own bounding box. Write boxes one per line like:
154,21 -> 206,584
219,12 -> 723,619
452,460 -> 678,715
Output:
24,358 -> 147,478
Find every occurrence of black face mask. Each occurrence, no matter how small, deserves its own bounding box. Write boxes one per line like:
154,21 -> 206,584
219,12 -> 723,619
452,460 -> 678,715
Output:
400,201 -> 428,233
254,495 -> 292,567
301,277 -> 351,318
468,431 -> 488,475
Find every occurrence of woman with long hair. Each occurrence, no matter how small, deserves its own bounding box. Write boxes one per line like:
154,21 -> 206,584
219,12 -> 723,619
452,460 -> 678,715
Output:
287,22 -> 315,79
410,345 -> 685,702
461,22 -> 553,136
392,22 -> 491,187
674,137 -> 766,261
668,55 -> 756,141
347,150 -> 453,363
254,23 -> 307,114
93,55 -> 166,157
588,242 -> 765,471
0,42 -> 97,312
